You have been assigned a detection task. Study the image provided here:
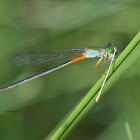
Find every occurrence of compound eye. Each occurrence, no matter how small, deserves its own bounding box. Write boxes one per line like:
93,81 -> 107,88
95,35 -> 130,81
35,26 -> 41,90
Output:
105,46 -> 112,53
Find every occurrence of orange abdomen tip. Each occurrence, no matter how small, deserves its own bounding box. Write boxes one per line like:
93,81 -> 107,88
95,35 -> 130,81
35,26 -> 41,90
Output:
71,55 -> 86,63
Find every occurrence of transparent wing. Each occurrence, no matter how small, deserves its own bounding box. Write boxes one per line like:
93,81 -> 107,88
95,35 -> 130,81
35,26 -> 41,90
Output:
11,48 -> 85,66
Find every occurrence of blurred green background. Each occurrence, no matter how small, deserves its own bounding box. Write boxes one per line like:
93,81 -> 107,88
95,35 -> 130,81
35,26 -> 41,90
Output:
0,0 -> 140,140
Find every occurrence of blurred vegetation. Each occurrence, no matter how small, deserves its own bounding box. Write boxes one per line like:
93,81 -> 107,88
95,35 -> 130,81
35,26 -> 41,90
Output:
0,0 -> 140,140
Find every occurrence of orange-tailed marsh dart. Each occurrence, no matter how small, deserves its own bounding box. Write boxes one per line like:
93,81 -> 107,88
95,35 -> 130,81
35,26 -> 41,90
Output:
0,42 -> 117,102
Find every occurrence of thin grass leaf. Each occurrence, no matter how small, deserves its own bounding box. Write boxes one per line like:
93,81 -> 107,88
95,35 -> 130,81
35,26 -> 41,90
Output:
45,31 -> 140,140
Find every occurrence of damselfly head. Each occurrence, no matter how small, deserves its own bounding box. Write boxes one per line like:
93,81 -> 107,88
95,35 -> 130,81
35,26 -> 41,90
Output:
103,42 -> 117,55
104,42 -> 114,53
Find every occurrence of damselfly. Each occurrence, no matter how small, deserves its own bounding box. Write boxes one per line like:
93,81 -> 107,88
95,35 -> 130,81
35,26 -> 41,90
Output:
0,42 -> 117,102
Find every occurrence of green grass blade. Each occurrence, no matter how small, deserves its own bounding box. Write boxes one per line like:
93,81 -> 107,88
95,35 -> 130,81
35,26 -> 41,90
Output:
45,31 -> 140,140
